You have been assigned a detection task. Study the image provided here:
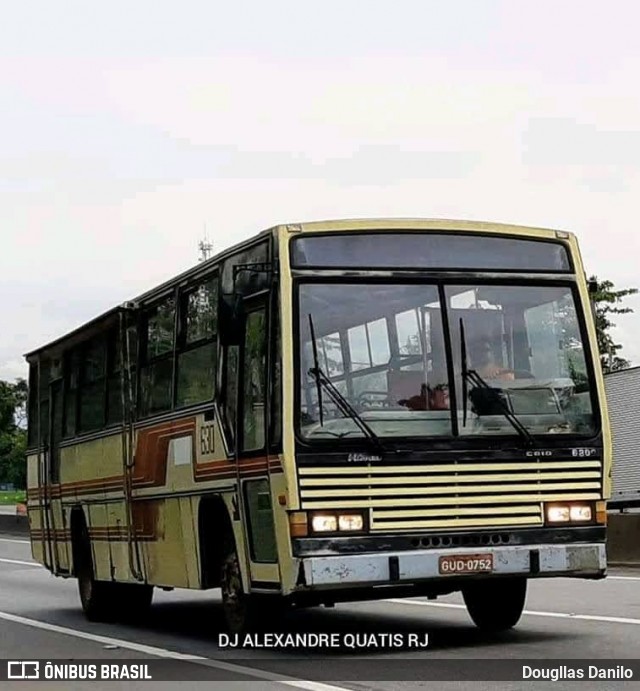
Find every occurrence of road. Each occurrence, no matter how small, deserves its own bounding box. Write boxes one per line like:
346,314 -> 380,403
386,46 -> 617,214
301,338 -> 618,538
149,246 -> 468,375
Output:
1,535 -> 639,690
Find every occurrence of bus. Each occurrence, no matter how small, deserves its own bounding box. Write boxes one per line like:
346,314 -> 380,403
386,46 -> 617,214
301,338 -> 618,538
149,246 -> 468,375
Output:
25,219 -> 611,634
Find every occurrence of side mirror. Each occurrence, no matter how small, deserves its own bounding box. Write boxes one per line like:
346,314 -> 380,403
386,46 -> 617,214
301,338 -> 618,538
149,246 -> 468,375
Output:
218,293 -> 244,345
231,292 -> 245,321
588,279 -> 598,296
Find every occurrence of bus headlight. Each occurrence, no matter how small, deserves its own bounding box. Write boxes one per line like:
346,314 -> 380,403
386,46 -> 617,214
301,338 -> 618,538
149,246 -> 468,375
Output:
546,505 -> 570,523
311,514 -> 338,533
545,502 -> 593,524
309,511 -> 366,533
569,505 -> 593,522
338,514 -> 364,531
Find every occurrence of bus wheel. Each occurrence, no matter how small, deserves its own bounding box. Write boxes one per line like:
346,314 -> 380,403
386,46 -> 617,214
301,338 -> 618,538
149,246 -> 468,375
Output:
220,541 -> 283,633
221,545 -> 255,634
462,577 -> 527,632
118,583 -> 154,622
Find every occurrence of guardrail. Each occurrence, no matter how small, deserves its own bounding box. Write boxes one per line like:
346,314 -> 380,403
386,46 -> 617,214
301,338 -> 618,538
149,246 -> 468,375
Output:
0,504 -> 29,535
607,513 -> 640,565
609,497 -> 640,510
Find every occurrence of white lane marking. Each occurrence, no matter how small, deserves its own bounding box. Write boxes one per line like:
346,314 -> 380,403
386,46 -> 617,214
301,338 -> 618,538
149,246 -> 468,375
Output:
385,598 -> 640,626
0,558 -> 37,567
385,600 -> 466,610
0,610 -> 352,691
608,575 -> 640,581
0,538 -> 30,544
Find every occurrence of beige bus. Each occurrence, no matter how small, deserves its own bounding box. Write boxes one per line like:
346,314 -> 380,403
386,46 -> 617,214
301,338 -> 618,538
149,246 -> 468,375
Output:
25,219 -> 611,633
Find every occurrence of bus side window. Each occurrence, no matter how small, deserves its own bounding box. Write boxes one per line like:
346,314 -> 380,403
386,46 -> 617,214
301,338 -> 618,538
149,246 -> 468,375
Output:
270,316 -> 282,450
27,364 -> 38,448
139,296 -> 176,417
63,350 -> 80,437
223,345 -> 239,448
49,378 -> 63,482
106,331 -> 123,425
27,360 -> 51,448
79,339 -> 107,432
241,307 -> 267,453
176,278 -> 218,408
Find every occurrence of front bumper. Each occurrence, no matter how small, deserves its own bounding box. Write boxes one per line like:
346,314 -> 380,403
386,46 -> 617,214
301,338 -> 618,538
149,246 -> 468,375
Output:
300,542 -> 606,588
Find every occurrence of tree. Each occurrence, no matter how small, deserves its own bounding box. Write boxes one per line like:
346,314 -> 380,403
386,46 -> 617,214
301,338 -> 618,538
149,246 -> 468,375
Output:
0,378 -> 28,488
589,276 -> 638,373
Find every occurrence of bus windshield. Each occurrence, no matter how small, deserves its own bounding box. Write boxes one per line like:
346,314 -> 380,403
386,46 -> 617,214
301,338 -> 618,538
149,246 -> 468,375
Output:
297,282 -> 596,440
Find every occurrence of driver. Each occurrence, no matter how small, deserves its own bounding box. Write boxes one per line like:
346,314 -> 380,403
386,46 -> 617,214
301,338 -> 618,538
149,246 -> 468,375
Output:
473,341 -> 514,381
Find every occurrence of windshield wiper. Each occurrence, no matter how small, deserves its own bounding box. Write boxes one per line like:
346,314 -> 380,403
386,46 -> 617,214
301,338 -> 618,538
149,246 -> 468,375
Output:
460,317 -> 469,428
309,366 -> 385,451
465,369 -> 535,445
459,317 -> 535,446
307,314 -> 384,452
308,315 -> 324,427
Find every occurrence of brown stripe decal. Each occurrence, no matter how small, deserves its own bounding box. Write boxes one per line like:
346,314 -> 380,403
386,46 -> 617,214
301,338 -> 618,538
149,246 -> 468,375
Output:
30,502 -> 160,543
194,456 -> 282,481
30,529 -> 155,543
27,415 -> 283,501
133,419 -> 196,489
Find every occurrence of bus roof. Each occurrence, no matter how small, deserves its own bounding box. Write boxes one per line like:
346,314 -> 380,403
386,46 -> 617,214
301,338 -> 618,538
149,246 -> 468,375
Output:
24,218 -> 575,361
281,217 -> 574,240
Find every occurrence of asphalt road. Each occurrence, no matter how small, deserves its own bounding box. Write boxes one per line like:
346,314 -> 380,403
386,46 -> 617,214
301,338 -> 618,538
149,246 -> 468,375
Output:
1,534 -> 639,690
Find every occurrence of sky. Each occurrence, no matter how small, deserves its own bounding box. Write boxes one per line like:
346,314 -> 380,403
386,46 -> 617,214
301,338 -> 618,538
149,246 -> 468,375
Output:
2,0 -> 640,380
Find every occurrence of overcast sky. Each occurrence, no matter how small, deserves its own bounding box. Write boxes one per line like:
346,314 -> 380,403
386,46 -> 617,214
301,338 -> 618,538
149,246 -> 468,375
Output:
2,0 -> 640,380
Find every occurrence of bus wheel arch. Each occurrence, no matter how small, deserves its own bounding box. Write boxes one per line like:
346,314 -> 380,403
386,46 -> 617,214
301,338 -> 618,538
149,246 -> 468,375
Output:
198,494 -> 282,634
219,523 -> 282,634
70,506 -> 90,577
69,506 -> 111,621
69,505 -> 152,622
198,495 -> 239,589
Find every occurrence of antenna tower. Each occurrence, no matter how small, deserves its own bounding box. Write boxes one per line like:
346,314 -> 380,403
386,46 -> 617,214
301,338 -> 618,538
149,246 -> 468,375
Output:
198,226 -> 213,262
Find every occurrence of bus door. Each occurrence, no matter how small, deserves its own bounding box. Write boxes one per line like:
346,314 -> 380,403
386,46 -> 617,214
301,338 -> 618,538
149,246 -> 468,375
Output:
236,293 -> 280,589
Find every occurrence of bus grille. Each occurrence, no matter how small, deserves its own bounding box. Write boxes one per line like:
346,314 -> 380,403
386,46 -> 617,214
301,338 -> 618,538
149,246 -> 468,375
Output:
298,459 -> 603,532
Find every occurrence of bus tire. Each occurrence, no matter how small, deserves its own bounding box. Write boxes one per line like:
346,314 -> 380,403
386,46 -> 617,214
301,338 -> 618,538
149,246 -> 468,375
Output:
462,577 -> 527,632
74,525 -> 116,622
117,582 -> 154,622
221,540 -> 256,634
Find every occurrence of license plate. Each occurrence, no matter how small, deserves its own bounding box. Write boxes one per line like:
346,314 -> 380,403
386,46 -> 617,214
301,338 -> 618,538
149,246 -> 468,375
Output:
438,553 -> 494,575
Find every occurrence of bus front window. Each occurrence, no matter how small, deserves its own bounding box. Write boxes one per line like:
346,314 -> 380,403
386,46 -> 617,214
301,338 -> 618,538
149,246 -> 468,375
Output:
446,285 -> 596,437
298,283 -> 452,439
296,283 -> 596,441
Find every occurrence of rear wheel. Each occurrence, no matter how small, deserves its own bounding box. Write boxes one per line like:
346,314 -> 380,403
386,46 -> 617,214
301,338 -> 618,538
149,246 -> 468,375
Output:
462,577 -> 527,632
117,582 -> 154,622
74,521 -> 152,622
75,525 -> 115,622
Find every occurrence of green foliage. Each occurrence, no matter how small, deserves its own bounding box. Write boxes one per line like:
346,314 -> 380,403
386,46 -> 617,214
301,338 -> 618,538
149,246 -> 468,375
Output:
589,276 -> 638,373
0,378 -> 28,489
0,490 -> 26,505
567,357 -> 589,393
